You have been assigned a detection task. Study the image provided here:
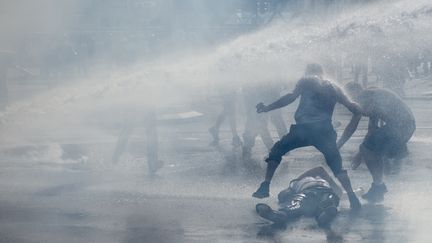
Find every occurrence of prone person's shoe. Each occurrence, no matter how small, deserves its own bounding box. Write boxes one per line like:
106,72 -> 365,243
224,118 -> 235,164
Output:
316,206 -> 338,227
362,183 -> 388,203
252,181 -> 270,198
256,203 -> 287,225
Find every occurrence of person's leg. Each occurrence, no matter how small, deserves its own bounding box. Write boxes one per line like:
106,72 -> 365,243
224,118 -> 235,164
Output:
112,121 -> 134,163
314,140 -> 361,210
314,190 -> 339,226
209,109 -> 225,145
228,112 -> 241,146
360,144 -> 388,202
253,127 -> 308,198
256,193 -> 306,224
226,101 -> 241,146
146,110 -> 163,175
255,203 -> 290,225
361,144 -> 383,184
242,113 -> 258,158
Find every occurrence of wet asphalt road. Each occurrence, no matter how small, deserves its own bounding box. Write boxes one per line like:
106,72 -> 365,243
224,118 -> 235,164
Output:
0,98 -> 431,243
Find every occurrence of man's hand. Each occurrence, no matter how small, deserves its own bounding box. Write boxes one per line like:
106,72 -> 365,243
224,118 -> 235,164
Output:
256,102 -> 268,113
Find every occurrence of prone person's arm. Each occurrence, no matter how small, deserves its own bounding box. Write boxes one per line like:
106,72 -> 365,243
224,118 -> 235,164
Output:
294,166 -> 343,198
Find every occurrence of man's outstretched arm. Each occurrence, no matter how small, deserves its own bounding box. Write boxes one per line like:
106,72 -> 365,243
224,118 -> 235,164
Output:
257,84 -> 301,113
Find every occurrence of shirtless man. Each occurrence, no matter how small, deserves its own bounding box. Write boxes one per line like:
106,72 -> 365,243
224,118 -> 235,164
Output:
340,82 -> 416,202
252,63 -> 362,210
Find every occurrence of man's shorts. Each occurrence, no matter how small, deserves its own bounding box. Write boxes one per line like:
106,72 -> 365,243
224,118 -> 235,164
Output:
362,124 -> 415,159
266,120 -> 343,175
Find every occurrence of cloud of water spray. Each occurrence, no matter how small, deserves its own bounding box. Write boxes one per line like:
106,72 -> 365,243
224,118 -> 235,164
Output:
1,0 -> 432,146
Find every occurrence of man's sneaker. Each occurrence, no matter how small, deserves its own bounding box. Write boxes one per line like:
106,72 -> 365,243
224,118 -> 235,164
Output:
256,203 -> 287,225
232,135 -> 242,147
253,181 -> 270,198
316,206 -> 338,226
362,183 -> 388,203
348,192 -> 362,211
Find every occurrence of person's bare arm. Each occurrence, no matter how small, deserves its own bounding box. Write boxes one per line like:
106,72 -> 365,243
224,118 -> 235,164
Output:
336,87 -> 363,149
337,114 -> 362,149
256,80 -> 301,113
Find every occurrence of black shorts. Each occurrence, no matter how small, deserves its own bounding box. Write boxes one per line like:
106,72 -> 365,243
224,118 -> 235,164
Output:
266,121 -> 343,176
362,124 -> 415,158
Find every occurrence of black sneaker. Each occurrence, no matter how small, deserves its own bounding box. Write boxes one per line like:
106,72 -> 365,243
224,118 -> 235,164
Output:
316,206 -> 338,226
256,203 -> 287,225
362,183 -> 388,203
253,182 -> 270,198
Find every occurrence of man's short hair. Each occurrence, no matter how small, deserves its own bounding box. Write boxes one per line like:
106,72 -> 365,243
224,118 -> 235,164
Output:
344,82 -> 363,98
305,63 -> 324,76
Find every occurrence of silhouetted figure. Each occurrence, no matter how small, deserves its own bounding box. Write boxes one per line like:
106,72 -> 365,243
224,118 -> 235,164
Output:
112,108 -> 163,175
252,63 -> 361,210
241,81 -> 287,158
341,82 -> 416,203
209,90 -> 241,147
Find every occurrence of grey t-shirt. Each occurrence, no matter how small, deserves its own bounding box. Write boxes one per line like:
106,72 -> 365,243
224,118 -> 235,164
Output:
358,88 -> 415,130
